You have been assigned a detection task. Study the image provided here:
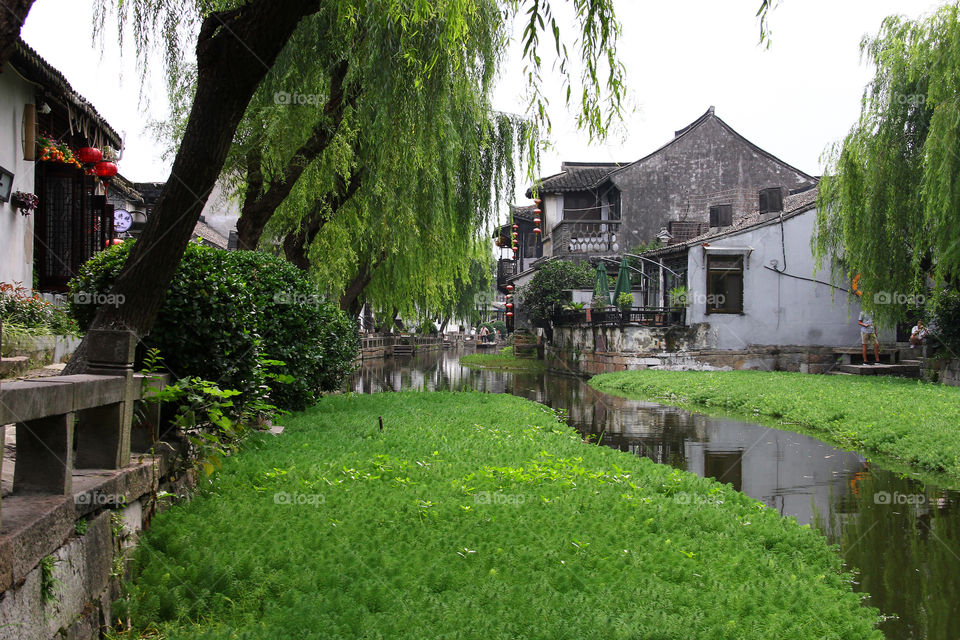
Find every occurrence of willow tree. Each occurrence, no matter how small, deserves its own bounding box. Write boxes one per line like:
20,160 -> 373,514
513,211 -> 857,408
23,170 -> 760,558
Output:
815,4 -> 960,323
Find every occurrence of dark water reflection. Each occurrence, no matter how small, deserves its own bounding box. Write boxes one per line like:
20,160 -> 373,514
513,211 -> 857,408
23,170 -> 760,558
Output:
350,350 -> 960,640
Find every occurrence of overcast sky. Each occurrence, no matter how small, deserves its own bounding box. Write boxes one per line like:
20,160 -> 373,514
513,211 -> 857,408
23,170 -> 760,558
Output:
21,0 -> 946,205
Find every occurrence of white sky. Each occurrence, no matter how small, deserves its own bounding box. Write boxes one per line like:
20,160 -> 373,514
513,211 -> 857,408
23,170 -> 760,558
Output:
20,0 -> 946,205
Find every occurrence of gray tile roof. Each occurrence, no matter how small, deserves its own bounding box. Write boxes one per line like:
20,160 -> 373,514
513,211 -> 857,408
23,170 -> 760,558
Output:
645,185 -> 820,257
527,163 -> 625,196
192,221 -> 229,249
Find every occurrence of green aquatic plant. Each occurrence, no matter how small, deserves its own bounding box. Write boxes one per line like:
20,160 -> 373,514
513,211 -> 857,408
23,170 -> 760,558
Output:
120,392 -> 881,639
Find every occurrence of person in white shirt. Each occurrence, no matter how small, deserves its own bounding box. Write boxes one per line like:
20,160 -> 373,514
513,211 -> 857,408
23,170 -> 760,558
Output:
909,320 -> 928,348
858,311 -> 880,365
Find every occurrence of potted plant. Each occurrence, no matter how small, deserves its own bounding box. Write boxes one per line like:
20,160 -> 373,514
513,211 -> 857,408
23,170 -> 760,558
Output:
668,286 -> 689,307
11,191 -> 39,216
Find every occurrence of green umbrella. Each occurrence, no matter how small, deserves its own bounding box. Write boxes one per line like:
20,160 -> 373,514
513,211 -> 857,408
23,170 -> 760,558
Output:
593,262 -> 611,307
612,257 -> 632,307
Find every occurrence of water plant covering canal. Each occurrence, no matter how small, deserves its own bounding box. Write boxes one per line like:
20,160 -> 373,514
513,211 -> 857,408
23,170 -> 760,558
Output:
352,351 -> 960,640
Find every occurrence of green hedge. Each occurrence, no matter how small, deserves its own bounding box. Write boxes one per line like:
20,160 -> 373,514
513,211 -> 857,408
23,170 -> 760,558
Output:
69,241 -> 358,410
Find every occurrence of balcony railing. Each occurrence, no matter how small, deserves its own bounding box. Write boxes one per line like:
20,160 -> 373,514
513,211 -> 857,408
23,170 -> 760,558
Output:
553,220 -> 621,255
497,258 -> 517,288
552,306 -> 686,328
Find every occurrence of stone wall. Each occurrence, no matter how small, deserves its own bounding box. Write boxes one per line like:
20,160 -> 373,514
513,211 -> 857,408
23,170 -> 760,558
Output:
547,324 -> 840,376
0,446 -> 196,640
925,358 -> 960,386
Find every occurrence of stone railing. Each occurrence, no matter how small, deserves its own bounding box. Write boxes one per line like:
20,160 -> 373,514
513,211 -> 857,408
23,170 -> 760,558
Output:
552,220 -> 621,256
552,306 -> 687,328
0,329 -> 185,640
0,330 -> 168,519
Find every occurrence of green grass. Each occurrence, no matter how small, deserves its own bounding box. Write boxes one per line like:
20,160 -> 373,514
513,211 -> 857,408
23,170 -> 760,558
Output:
459,352 -> 545,372
591,369 -> 960,481
122,392 -> 881,639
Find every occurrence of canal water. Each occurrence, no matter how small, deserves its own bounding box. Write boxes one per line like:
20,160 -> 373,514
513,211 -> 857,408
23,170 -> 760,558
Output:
350,350 -> 960,640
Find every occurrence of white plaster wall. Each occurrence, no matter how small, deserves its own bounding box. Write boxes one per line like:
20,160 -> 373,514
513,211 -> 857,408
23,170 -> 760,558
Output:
199,178 -> 241,240
0,71 -> 37,289
686,209 -> 889,349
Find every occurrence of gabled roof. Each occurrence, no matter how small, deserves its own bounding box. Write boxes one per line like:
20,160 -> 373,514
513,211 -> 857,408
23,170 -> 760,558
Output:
609,106 -> 816,183
7,38 -> 122,148
527,162 -> 625,197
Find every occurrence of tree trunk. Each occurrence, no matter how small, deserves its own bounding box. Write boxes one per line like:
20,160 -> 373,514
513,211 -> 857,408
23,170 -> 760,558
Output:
0,1 -> 35,68
282,167 -> 365,270
235,59 -> 354,250
339,249 -> 384,315
63,1 -> 319,374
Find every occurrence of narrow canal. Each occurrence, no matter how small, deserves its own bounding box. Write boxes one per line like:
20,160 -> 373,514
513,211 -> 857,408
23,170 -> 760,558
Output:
350,349 -> 960,640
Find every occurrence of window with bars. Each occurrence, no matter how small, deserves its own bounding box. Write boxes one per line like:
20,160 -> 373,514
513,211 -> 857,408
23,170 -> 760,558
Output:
35,164 -> 113,291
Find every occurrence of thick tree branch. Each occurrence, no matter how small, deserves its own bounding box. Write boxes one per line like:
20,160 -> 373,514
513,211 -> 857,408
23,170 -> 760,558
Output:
236,59 -> 357,249
282,166 -> 365,270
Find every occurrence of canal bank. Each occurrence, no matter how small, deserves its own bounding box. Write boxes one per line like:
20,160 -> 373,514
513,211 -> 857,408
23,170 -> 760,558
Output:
352,350 -> 960,640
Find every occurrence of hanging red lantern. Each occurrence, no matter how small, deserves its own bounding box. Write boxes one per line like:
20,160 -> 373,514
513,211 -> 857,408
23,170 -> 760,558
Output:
506,284 -> 514,292
535,198 -> 542,204
533,217 -> 541,225
533,208 -> 542,215
533,227 -> 542,234
512,224 -> 519,230
506,303 -> 513,309
76,147 -> 102,165
506,312 -> 514,317
93,161 -> 118,179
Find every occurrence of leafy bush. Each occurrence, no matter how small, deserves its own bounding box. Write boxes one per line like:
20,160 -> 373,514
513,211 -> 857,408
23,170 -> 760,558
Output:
516,260 -> 594,327
69,242 -> 358,411
0,282 -> 78,337
616,292 -> 633,308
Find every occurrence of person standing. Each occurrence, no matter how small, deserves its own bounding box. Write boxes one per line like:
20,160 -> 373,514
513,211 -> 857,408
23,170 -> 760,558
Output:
858,311 -> 880,365
478,325 -> 489,344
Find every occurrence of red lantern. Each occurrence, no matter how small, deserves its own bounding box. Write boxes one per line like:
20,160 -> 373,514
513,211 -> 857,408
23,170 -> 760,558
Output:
506,312 -> 514,317
506,284 -> 514,292
93,161 -> 118,179
535,198 -> 542,204
533,228 -> 542,234
104,238 -> 124,248
76,147 -> 102,165
512,224 -> 518,230
533,217 -> 541,225
533,208 -> 542,215
506,303 -> 513,309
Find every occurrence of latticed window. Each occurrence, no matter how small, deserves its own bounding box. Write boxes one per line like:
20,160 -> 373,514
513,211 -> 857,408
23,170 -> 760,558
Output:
35,164 -> 113,291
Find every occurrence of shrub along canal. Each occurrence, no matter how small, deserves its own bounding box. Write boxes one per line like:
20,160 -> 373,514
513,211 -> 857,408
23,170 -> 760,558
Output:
352,350 -> 960,640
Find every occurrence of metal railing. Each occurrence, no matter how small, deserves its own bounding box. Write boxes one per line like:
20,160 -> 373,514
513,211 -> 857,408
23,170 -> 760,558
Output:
553,220 -> 621,255
552,306 -> 686,327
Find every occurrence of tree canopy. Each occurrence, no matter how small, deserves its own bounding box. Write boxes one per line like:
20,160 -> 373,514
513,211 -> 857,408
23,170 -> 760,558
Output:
815,4 -> 960,323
